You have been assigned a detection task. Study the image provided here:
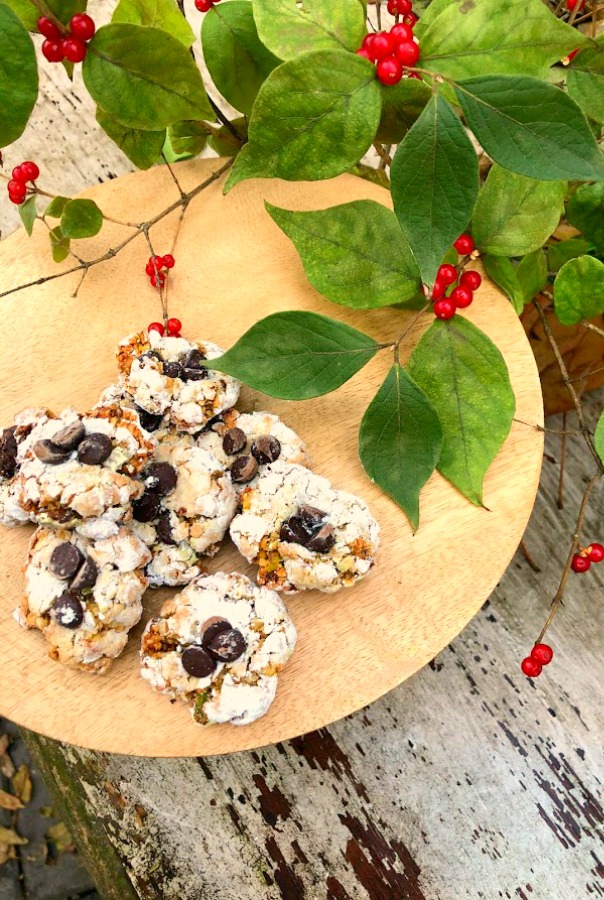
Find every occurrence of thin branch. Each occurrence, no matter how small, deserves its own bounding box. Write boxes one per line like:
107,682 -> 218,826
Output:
557,412 -> 567,510
520,539 -> 541,573
161,154 -> 187,201
207,96 -> 244,144
579,320 -> 604,340
513,416 -> 582,436
373,142 -> 393,167
569,364 -> 604,383
393,303 -> 430,363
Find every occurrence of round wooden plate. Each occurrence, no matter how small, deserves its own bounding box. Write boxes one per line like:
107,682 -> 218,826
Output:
0,159 -> 543,757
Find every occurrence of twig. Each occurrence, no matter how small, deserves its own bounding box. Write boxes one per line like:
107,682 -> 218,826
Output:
393,303 -> 430,363
579,320 -> 604,340
162,154 -> 187,201
520,539 -> 541,573
557,412 -> 567,510
207,97 -> 244,144
373,142 -> 393,167
569,364 -> 604,383
0,159 -> 233,301
513,417 -> 581,436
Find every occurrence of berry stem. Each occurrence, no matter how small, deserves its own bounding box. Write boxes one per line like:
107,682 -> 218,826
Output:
373,142 -> 393,167
29,0 -> 65,32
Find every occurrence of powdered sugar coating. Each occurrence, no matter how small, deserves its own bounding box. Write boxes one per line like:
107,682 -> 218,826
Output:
16,526 -> 150,674
140,571 -> 296,726
132,435 -> 237,587
230,462 -> 380,593
116,332 -> 240,433
0,408 -> 54,527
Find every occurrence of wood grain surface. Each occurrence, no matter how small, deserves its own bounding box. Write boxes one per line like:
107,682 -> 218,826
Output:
0,159 -> 543,756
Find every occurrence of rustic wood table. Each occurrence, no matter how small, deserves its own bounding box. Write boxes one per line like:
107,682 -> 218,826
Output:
1,31 -> 603,900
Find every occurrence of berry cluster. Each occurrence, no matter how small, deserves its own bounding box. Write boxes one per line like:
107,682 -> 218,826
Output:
387,0 -> 418,27
7,160 -> 39,206
521,643 -> 554,678
571,542 -> 604,573
145,254 -> 175,289
195,0 -> 223,11
431,233 -> 482,320
148,319 -> 182,338
356,9 -> 420,86
39,13 -> 95,64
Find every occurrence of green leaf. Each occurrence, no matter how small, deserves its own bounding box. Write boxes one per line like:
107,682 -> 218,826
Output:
553,255 -> 604,325
226,50 -> 381,191
567,38 -> 604,125
455,75 -> 604,182
202,1 -> 279,116
252,0 -> 366,60
208,119 -> 247,156
96,108 -> 164,169
547,238 -> 592,273
2,0 -> 86,29
266,200 -> 421,309
47,0 -> 87,24
83,24 -> 213,131
376,77 -> 432,144
391,94 -> 479,288
594,410 -> 604,465
472,165 -> 565,257
49,226 -> 70,263
211,311 -> 379,400
0,3 -> 38,147
483,250 -> 547,314
112,0 -> 195,46
45,196 -> 70,218
408,317 -> 515,503
18,196 -> 37,236
168,120 -> 209,157
420,0 -> 588,81
566,183 -> 604,253
359,364 -> 442,530
60,199 -> 103,239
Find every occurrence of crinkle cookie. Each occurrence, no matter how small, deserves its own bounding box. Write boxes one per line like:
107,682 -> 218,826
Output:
16,526 -> 151,674
96,382 -> 169,435
197,409 -> 309,493
140,571 -> 297,726
0,407 -> 53,527
15,405 -> 155,539
116,331 -> 240,433
131,436 -> 237,587
230,462 -> 380,593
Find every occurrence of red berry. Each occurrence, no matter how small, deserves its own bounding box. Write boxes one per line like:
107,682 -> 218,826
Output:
42,39 -> 64,62
150,273 -> 165,288
356,48 -> 372,60
450,285 -> 473,308
437,263 -> 457,286
8,179 -> 26,197
376,56 -> 403,86
167,317 -> 182,336
145,262 -> 155,277
372,32 -> 396,60
460,270 -> 482,291
146,255 -> 164,275
587,542 -> 604,563
571,553 -> 590,573
69,13 -> 95,41
38,16 -> 61,40
11,165 -> 25,182
531,643 -> 554,665
521,657 -> 542,678
148,322 -> 165,336
390,23 -> 414,43
453,233 -> 475,255
433,298 -> 456,320
162,254 -> 175,269
62,36 -> 87,63
20,161 -> 39,182
431,278 -> 445,300
195,0 -> 214,10
395,40 -> 420,67
398,0 -> 413,12
567,0 -> 585,9
403,12 -> 418,26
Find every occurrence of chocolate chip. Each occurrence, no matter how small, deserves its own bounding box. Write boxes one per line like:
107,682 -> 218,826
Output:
132,491 -> 161,523
206,628 -> 246,663
201,618 -> 231,647
155,512 -> 176,545
77,433 -> 113,465
163,361 -> 183,379
307,523 -> 336,553
51,421 -> 85,451
135,407 -> 163,433
279,516 -> 311,545
222,427 -> 247,456
231,454 -> 258,484
140,350 -> 162,363
49,542 -> 84,580
33,440 -> 69,465
181,367 -> 208,382
298,505 -> 327,528
145,462 -> 177,496
182,645 -> 216,678
0,428 -> 18,478
51,592 -> 84,629
70,556 -> 99,592
182,348 -> 206,369
251,434 -> 281,465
